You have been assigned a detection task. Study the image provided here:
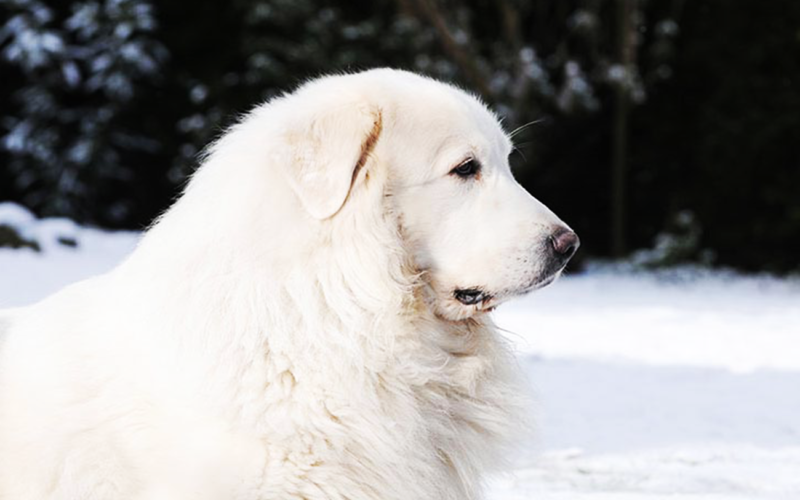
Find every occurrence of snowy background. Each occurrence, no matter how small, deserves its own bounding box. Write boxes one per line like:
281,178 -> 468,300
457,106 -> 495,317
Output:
2,203 -> 799,499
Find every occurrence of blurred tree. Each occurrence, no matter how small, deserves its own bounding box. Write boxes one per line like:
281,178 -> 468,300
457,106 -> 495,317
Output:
630,0 -> 800,272
610,0 -> 634,257
0,0 -> 167,224
0,0 -> 797,272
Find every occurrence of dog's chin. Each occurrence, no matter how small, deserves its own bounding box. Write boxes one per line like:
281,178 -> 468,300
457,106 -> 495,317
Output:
434,269 -> 565,321
433,296 -> 496,322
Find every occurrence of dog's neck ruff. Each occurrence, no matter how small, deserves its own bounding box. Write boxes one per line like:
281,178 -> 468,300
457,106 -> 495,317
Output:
114,126 -> 526,500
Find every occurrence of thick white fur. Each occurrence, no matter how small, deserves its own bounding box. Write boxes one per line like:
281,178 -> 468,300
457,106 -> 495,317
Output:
0,69 -> 570,499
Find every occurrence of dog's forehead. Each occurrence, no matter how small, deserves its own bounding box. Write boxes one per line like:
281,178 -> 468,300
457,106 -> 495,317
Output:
389,83 -> 511,157
302,70 -> 511,155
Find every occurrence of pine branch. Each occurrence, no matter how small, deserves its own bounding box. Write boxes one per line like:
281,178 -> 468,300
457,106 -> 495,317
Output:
396,0 -> 493,99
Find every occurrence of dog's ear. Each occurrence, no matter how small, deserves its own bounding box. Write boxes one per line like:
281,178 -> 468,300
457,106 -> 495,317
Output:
283,102 -> 382,220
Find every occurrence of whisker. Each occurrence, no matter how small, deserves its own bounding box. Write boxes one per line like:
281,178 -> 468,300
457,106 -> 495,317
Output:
508,118 -> 546,140
511,145 -> 528,163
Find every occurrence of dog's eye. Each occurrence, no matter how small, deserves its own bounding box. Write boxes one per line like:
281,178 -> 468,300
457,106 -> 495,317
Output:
450,159 -> 481,179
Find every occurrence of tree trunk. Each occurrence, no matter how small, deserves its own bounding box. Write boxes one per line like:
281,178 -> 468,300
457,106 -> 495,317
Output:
611,0 -> 634,257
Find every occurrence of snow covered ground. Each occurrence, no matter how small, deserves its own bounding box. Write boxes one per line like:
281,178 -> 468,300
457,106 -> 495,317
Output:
490,268 -> 800,499
1,203 -> 799,499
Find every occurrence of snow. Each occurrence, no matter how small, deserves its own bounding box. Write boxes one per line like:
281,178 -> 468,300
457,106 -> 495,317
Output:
498,265 -> 800,372
491,268 -> 800,499
519,46 -> 553,97
1,205 -> 799,498
557,60 -> 599,112
0,203 -> 139,306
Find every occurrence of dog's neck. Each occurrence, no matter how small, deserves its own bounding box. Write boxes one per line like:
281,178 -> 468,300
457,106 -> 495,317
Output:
120,150 -> 422,346
113,158 -> 524,497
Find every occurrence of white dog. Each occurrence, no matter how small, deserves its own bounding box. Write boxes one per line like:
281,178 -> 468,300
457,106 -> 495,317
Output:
0,69 -> 578,500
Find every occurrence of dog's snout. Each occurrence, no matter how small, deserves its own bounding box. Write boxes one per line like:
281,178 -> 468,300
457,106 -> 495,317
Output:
549,228 -> 580,261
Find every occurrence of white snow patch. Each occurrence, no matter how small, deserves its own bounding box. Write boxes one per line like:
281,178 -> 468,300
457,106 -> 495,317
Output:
489,446 -> 800,499
496,265 -> 800,373
0,203 -> 139,307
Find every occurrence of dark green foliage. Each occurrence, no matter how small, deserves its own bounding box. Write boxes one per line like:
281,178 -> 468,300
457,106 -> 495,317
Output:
0,224 -> 40,251
0,0 -> 168,225
0,0 -> 797,272
629,0 -> 800,272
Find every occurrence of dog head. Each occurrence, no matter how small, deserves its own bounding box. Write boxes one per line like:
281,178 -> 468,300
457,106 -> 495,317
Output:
278,69 -> 578,321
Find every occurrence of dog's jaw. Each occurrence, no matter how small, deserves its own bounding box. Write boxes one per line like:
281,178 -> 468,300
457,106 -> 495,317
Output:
423,268 -> 568,322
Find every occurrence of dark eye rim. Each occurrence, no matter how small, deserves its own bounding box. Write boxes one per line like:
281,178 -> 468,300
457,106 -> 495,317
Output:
449,158 -> 481,179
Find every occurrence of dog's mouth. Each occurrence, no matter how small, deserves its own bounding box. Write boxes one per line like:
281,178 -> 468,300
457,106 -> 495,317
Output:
452,269 -> 563,316
452,288 -> 498,316
515,271 -> 561,296
453,288 -> 492,306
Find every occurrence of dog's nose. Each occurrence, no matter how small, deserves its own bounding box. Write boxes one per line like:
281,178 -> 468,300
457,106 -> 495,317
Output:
550,228 -> 580,261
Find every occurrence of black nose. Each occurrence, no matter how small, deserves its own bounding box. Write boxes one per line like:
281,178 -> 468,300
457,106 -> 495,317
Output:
550,228 -> 580,261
